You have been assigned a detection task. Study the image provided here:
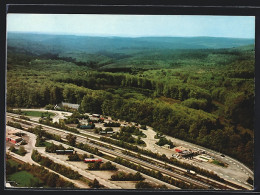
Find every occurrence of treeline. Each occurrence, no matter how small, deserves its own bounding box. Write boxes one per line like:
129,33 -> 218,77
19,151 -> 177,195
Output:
111,131 -> 145,145
31,150 -> 81,180
7,121 -> 23,129
104,122 -> 121,127
53,71 -> 212,105
45,142 -> 71,153
110,171 -> 144,181
76,142 -> 103,157
114,157 -> 203,189
135,181 -> 167,189
39,118 -> 80,134
88,161 -> 117,171
26,125 -> 62,144
11,118 -> 31,126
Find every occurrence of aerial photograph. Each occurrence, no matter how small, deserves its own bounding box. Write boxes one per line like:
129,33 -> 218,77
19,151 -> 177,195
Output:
5,14 -> 254,190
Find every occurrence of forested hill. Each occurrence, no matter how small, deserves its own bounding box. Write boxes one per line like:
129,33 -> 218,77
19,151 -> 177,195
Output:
7,32 -> 254,52
7,32 -> 255,168
7,32 -> 255,70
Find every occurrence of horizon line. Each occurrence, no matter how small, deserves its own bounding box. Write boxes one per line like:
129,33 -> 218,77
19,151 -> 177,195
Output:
7,31 -> 255,39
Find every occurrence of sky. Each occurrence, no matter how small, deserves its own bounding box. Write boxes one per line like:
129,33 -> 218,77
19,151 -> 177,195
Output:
7,14 -> 255,38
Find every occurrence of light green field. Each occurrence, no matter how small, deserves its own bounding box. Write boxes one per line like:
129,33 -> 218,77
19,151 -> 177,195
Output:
22,111 -> 55,117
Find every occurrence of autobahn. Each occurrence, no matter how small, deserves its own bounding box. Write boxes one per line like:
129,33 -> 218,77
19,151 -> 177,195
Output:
6,112 -> 248,190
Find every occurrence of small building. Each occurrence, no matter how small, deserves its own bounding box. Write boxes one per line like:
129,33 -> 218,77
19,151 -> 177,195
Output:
174,146 -> 188,153
92,114 -> 100,118
6,135 -> 22,144
60,102 -> 80,110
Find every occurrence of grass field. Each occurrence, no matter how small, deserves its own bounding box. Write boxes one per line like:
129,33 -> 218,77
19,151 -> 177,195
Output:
43,141 -> 53,147
22,111 -> 55,117
9,147 -> 27,156
7,159 -> 20,167
211,160 -> 225,167
7,171 -> 42,187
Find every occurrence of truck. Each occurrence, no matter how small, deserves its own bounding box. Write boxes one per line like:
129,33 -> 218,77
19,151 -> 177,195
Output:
187,169 -> 196,175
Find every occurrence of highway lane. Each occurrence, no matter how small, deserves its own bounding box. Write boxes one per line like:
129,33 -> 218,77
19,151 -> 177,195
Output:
6,113 -> 244,190
29,125 -> 212,189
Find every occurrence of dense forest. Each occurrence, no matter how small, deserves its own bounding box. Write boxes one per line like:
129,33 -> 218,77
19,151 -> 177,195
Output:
6,32 -> 254,169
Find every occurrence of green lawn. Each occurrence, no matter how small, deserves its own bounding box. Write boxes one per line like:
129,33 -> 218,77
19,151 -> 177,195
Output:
9,147 -> 27,156
7,171 -> 42,187
43,141 -> 52,147
7,159 -> 20,167
211,160 -> 225,167
22,111 -> 55,117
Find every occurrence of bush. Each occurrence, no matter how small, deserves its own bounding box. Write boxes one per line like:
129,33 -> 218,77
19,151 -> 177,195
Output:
45,104 -> 54,110
111,171 -> 144,181
18,146 -> 27,156
88,161 -> 117,170
247,177 -> 253,185
135,181 -> 154,189
156,137 -> 174,148
104,122 -> 121,127
9,146 -> 16,152
68,153 -> 81,161
89,179 -> 101,188
7,121 -> 23,129
45,142 -> 65,153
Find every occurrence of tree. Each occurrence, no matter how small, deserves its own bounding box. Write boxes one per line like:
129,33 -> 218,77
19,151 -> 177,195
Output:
50,86 -> 63,104
134,172 -> 144,181
68,153 -> 81,161
89,178 -> 101,188
247,177 -> 253,185
66,134 -> 76,146
9,146 -> 16,152
135,181 -> 154,189
18,146 -> 27,156
45,172 -> 59,187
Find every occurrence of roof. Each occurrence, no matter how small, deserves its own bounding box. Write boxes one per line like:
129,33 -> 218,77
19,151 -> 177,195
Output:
61,102 -> 80,109
9,135 -> 22,140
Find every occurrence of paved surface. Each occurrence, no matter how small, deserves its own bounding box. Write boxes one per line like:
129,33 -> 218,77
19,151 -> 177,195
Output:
7,110 -> 254,189
5,126 -> 89,189
6,125 -> 178,189
141,127 -> 253,189
43,140 -> 178,189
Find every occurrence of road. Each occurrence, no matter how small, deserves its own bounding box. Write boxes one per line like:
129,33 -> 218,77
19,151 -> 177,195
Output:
141,127 -> 253,189
6,112 -> 252,188
41,139 -> 179,189
5,126 -> 89,189
6,113 -> 242,190
6,125 -> 178,189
